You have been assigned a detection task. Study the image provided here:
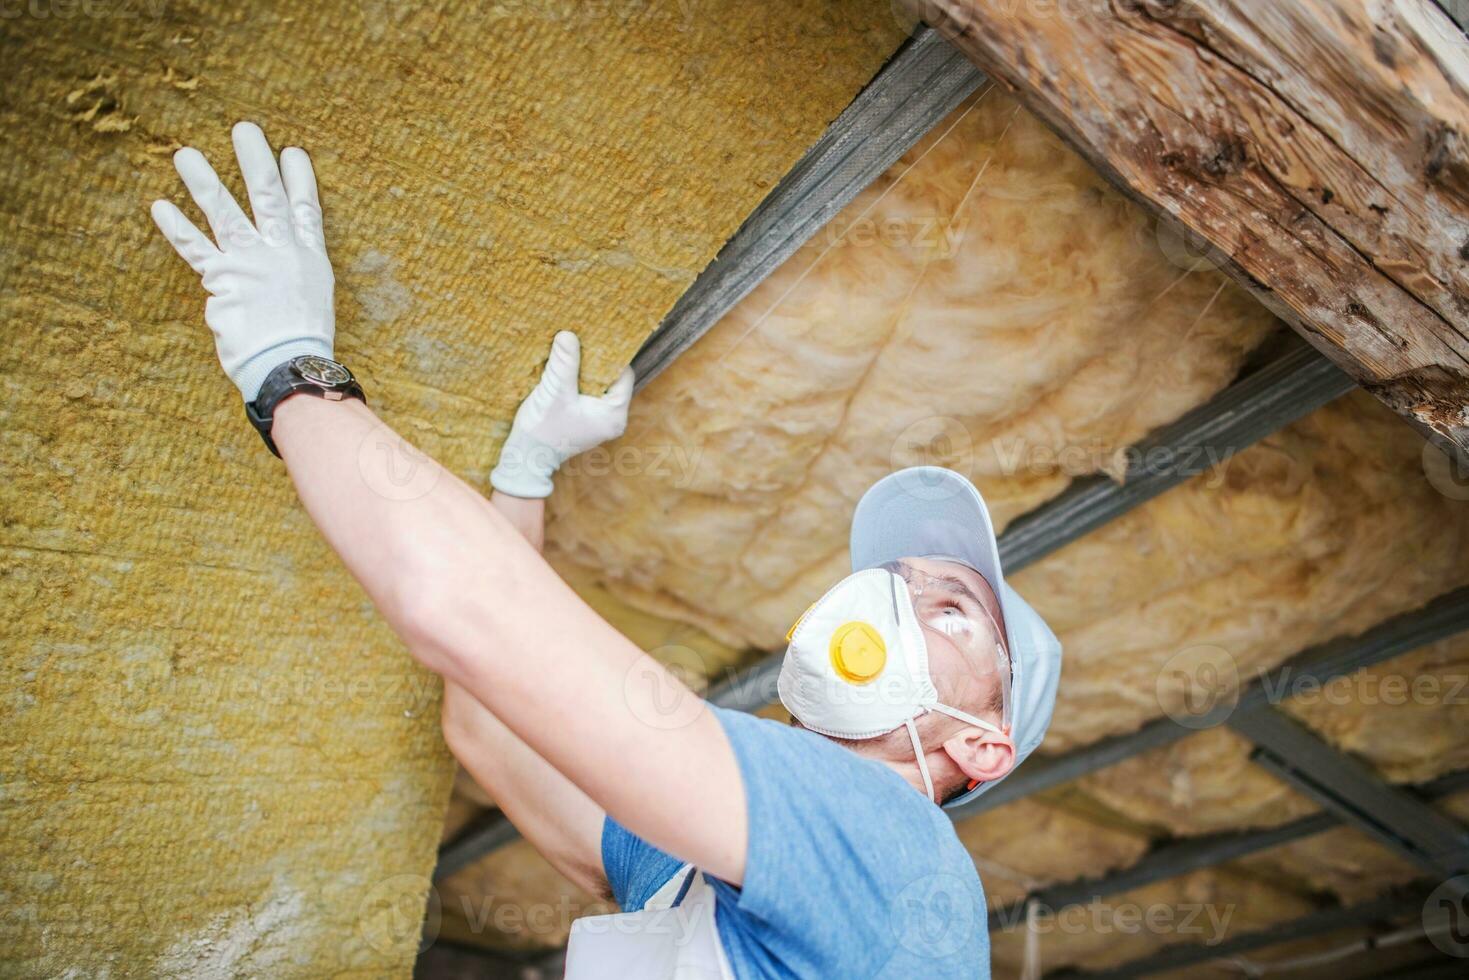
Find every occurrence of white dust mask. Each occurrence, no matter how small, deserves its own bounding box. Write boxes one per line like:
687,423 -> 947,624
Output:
777,567 -> 1004,802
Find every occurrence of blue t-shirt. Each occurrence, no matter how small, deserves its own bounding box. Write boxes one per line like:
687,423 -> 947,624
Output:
601,705 -> 989,978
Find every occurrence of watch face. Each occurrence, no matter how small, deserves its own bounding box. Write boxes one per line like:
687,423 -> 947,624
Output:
293,355 -> 352,387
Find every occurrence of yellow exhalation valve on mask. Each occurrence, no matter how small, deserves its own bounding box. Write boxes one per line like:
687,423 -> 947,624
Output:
828,622 -> 886,684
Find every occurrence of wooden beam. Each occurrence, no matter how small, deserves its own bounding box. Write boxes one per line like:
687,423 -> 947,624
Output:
900,0 -> 1469,456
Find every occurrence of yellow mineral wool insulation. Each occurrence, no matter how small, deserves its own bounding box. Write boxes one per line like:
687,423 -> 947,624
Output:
0,2 -> 902,975
988,868 -> 1316,976
1235,826 -> 1421,905
953,798 -> 1152,907
546,86 -> 1280,652
1281,633 -> 1469,784
1080,727 -> 1319,836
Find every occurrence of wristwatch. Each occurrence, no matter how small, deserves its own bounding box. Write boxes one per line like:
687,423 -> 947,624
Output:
245,354 -> 366,457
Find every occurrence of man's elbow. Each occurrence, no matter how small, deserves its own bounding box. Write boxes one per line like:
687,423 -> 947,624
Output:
384,566 -> 485,680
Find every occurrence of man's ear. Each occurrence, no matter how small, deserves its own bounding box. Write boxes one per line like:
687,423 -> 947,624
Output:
942,725 -> 1015,786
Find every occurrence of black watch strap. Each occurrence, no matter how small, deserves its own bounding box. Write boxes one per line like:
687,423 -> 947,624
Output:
245,355 -> 366,457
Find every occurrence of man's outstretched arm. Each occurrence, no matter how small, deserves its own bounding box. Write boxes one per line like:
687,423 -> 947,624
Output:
151,121 -> 748,886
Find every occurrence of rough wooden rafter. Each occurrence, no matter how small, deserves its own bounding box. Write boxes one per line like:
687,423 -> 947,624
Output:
901,0 -> 1469,457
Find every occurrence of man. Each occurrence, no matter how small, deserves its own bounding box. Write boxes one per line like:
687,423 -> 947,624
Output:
150,122 -> 1062,978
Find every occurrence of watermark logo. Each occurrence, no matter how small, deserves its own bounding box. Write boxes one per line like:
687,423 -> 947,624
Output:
0,0 -> 167,21
561,443 -> 704,487
623,645 -> 709,731
993,898 -> 1235,942
890,416 -> 975,494
892,873 -> 977,958
114,644 -> 173,731
356,421 -> 441,502
1155,217 -> 1221,274
1423,876 -> 1469,957
1156,644 -> 1239,729
358,874 -> 439,955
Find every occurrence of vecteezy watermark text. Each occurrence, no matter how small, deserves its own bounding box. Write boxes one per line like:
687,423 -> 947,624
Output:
1158,644 -> 1469,729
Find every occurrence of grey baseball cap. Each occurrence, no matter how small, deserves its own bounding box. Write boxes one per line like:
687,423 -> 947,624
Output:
849,466 -> 1062,810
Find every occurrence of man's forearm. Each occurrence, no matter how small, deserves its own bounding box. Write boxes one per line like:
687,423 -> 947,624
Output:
271,393 -> 528,680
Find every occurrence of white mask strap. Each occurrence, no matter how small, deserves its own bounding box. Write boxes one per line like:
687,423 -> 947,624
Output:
930,701 -> 1004,735
904,717 -> 935,803
905,705 -> 1003,804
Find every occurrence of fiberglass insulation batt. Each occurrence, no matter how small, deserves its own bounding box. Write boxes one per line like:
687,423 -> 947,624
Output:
0,1 -> 903,974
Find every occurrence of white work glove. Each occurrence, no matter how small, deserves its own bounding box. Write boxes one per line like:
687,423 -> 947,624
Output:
490,331 -> 636,498
150,121 -> 334,402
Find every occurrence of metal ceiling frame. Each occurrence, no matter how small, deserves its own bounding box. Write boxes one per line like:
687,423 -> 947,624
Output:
988,768 -> 1469,930
1239,712 -> 1469,885
972,587 -> 1469,977
1047,886 -> 1435,979
423,24 -> 1469,979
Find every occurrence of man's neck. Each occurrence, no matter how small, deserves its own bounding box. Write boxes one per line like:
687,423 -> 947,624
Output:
877,751 -> 952,803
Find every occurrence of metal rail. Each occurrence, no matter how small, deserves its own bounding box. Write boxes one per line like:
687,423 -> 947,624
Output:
1046,887 -> 1430,979
629,26 -> 986,390
998,341 -> 1353,569
1239,712 -> 1469,883
435,808 -> 523,882
989,768 -> 1469,929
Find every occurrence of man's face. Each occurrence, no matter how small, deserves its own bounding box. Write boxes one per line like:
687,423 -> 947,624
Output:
897,556 -> 1010,728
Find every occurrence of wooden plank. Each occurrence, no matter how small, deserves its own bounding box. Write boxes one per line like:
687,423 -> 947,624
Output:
901,0 -> 1469,456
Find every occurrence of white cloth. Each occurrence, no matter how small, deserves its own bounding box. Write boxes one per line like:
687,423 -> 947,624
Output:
565,864 -> 734,980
